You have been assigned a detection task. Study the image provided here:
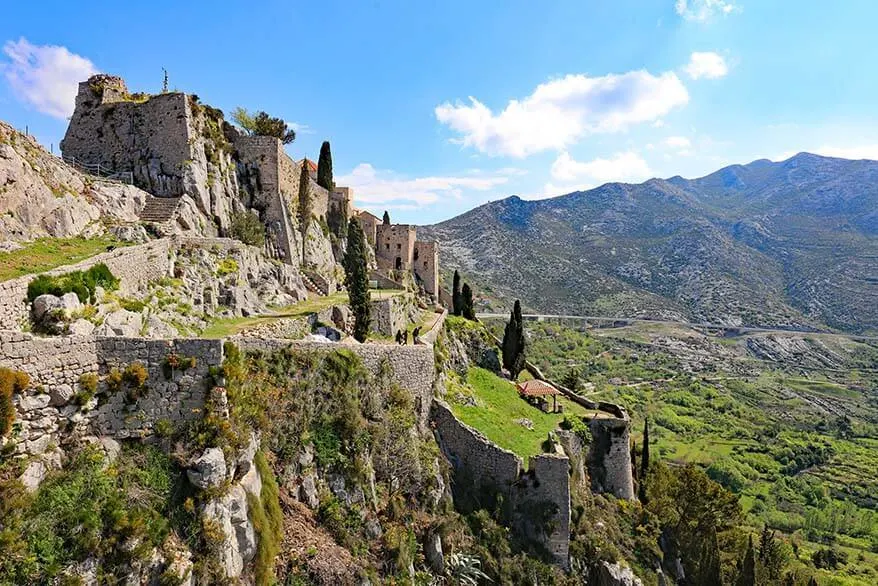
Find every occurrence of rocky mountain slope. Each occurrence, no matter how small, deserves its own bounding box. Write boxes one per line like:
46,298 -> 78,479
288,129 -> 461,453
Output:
420,153 -> 878,333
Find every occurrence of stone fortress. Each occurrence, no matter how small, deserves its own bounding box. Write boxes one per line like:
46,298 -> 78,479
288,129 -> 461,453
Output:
60,74 -> 440,296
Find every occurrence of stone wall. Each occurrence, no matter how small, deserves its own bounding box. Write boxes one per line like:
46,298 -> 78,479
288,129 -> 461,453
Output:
413,241 -> 439,296
376,224 -> 417,270
370,294 -> 415,337
0,238 -> 173,330
1,332 -> 223,456
431,399 -> 571,567
61,82 -> 192,197
588,417 -> 636,500
232,338 -> 436,427
514,454 -> 571,568
419,309 -> 448,346
234,136 -> 299,263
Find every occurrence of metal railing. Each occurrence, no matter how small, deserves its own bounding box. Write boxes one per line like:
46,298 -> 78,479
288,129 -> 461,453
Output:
60,155 -> 134,185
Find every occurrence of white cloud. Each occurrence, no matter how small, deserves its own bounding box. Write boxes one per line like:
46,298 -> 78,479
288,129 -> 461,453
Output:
548,150 -> 654,194
1,38 -> 98,119
286,121 -> 313,135
684,52 -> 728,79
773,144 -> 878,162
337,163 -> 511,207
435,70 -> 689,158
675,0 -> 739,22
664,135 -> 692,149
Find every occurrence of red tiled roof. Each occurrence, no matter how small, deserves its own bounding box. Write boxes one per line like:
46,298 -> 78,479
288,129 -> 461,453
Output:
300,158 -> 318,172
517,379 -> 560,397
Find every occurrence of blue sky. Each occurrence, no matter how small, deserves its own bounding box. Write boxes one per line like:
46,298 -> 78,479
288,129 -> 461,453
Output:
2,0 -> 877,224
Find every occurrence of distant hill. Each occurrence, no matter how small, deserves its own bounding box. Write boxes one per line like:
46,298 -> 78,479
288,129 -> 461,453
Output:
419,153 -> 878,333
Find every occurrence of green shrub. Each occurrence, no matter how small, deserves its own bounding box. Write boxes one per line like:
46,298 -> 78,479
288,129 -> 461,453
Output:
230,212 -> 265,247
0,367 -> 29,437
250,451 -> 283,586
216,258 -> 239,277
119,298 -> 146,313
26,263 -> 119,304
75,373 -> 99,406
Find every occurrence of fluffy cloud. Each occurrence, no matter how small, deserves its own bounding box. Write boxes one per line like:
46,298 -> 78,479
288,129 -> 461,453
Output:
684,52 -> 729,79
435,70 -> 689,158
774,144 -> 878,162
675,0 -> 738,22
1,38 -> 98,119
549,150 -> 654,189
337,163 -> 511,208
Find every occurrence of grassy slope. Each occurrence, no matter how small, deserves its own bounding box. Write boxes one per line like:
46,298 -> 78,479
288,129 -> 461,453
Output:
0,237 -> 122,281
449,367 -> 598,461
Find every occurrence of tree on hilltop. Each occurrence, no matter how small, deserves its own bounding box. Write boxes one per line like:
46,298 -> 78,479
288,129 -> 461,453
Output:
344,217 -> 371,342
317,141 -> 334,190
232,107 -> 296,144
452,270 -> 462,316
382,211 -> 391,225
461,283 -> 476,320
501,299 -> 526,377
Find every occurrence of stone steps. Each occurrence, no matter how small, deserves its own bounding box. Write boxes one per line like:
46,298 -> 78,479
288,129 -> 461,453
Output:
302,272 -> 328,296
139,196 -> 182,223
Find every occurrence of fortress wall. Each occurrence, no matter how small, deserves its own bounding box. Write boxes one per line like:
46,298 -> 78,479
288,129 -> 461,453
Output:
419,309 -> 448,345
588,417 -> 636,500
232,338 -> 436,427
413,241 -> 439,296
1,333 -> 223,456
370,294 -> 413,337
61,88 -> 193,197
0,239 -> 173,331
430,399 -> 522,496
515,454 -> 571,568
430,399 -> 571,566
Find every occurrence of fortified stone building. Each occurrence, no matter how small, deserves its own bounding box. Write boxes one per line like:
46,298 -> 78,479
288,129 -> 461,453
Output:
60,74 -> 352,267
356,212 -> 440,299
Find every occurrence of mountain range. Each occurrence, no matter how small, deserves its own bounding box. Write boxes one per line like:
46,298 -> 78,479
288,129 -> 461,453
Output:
419,153 -> 878,334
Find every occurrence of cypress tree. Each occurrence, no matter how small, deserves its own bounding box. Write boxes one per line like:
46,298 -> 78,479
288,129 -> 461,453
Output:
382,210 -> 391,225
501,300 -> 526,377
317,141 -> 334,190
695,526 -> 722,586
297,160 -> 312,235
343,218 -> 371,342
461,283 -> 475,320
737,535 -> 756,586
639,417 -> 650,502
452,270 -> 462,316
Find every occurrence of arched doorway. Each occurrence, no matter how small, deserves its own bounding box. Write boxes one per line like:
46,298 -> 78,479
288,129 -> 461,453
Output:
395,257 -> 402,270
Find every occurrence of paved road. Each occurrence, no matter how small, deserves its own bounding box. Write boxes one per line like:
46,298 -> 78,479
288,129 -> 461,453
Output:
475,313 -> 878,342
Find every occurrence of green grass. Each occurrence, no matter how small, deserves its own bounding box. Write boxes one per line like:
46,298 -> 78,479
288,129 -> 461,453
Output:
449,367 -> 600,462
0,237 -> 124,281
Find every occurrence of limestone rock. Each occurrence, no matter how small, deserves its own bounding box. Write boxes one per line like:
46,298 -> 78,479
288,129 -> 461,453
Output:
425,532 -> 445,574
236,432 -> 259,475
592,561 -> 644,586
187,447 -> 227,489
49,383 -> 76,406
68,318 -> 96,337
32,294 -> 63,322
60,292 -> 82,315
300,473 -> 319,508
201,484 -> 256,579
95,309 -> 143,337
143,314 -> 177,339
19,460 -> 49,492
109,224 -> 150,243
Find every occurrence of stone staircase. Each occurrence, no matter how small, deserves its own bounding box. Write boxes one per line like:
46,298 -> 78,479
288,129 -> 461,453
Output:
139,196 -> 182,224
302,272 -> 328,296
